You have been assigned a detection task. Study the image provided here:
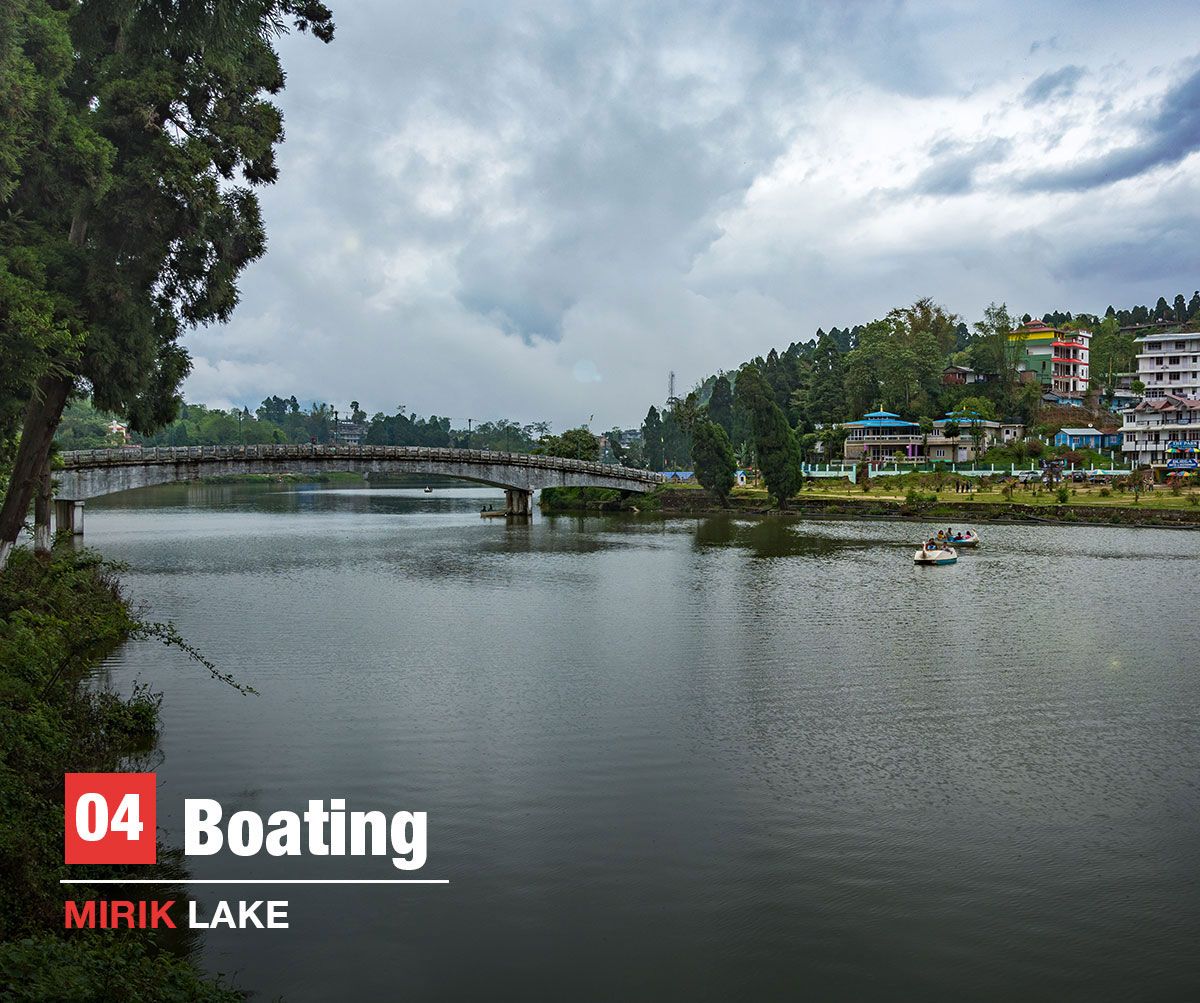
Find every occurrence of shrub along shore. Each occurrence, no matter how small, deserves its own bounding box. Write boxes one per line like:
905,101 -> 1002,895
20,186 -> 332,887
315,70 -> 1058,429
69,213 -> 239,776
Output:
650,481 -> 1200,528
540,480 -> 1200,529
0,547 -> 240,1002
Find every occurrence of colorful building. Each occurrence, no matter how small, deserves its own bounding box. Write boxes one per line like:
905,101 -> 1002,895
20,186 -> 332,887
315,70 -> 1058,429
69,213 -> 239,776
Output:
1008,320 -> 1090,399
842,411 -> 1024,463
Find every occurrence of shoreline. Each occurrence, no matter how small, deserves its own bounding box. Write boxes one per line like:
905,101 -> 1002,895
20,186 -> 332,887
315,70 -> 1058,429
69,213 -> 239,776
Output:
647,489 -> 1200,529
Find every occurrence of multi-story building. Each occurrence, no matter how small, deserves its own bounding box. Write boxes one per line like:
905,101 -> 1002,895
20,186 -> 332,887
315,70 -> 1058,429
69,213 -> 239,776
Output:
1118,327 -> 1200,466
1120,394 -> 1200,466
1134,330 -> 1200,399
1008,320 -> 1090,399
842,411 -> 1023,463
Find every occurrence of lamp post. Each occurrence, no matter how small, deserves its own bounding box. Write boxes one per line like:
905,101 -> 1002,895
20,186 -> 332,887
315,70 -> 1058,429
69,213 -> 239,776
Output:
466,417 -> 474,450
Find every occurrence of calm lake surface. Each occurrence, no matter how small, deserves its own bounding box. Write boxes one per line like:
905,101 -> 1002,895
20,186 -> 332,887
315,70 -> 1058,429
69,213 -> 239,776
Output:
89,482 -> 1199,1001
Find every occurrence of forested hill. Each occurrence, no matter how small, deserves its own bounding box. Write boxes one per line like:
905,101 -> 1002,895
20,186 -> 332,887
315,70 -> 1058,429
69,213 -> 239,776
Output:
638,291 -> 1200,470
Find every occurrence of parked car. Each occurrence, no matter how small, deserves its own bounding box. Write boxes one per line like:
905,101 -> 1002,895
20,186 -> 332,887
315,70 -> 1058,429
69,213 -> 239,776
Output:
1016,469 -> 1045,484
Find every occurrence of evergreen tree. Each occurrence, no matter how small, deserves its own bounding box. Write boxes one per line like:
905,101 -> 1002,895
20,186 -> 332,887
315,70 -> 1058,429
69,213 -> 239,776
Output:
641,406 -> 664,471
691,420 -> 736,504
734,365 -> 802,506
1173,294 -> 1187,322
707,374 -> 734,436
807,331 -> 845,425
1189,291 -> 1200,320
0,0 -> 335,565
1155,296 -> 1171,321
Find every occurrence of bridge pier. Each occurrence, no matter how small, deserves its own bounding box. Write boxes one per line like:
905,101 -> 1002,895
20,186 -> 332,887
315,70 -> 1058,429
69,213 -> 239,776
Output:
504,488 -> 533,518
53,499 -> 84,537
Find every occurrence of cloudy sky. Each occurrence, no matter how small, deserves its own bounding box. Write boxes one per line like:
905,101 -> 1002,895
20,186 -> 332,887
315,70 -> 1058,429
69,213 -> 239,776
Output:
183,0 -> 1200,429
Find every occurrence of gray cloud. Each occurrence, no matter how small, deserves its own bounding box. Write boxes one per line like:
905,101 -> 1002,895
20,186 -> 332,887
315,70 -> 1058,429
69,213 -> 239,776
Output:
1019,63 -> 1200,192
181,2 -> 1200,427
910,138 -> 1011,195
1022,65 -> 1085,106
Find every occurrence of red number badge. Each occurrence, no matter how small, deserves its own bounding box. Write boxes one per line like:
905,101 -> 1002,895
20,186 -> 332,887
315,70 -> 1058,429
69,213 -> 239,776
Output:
64,773 -> 157,865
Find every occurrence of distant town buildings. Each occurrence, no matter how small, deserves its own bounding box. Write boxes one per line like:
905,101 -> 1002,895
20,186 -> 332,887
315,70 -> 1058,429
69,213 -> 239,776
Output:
1119,328 -> 1200,467
1008,320 -> 1091,400
331,419 -> 367,446
941,365 -> 987,386
1135,330 -> 1200,399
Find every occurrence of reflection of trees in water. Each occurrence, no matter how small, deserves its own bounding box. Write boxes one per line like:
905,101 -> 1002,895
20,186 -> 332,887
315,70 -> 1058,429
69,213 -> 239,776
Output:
695,515 -> 855,559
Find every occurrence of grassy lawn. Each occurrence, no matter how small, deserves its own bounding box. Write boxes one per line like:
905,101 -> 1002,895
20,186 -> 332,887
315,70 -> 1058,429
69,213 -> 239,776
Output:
661,480 -> 1200,512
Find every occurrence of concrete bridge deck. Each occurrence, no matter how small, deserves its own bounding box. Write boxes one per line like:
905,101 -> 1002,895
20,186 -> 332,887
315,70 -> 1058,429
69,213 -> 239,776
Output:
49,444 -> 663,533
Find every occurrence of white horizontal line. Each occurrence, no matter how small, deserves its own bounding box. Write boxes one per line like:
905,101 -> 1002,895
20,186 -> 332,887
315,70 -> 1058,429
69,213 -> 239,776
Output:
59,879 -> 448,885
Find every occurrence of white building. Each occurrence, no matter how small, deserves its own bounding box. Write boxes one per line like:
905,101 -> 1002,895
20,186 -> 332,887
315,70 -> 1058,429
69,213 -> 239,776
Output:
1136,330 -> 1200,399
1119,329 -> 1200,466
1120,394 -> 1200,466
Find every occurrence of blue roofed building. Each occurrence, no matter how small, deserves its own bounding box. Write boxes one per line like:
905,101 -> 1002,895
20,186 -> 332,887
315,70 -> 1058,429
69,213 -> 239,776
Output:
1054,427 -> 1121,450
842,411 -> 923,462
843,410 -> 1025,463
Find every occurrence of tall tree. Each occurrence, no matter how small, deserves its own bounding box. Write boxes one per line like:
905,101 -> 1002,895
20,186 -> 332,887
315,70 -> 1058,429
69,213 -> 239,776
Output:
641,406 -> 664,471
707,373 -> 733,436
1189,291 -> 1200,320
734,365 -> 802,506
0,1 -> 335,567
691,420 -> 736,505
806,331 -> 845,425
1173,294 -> 1188,323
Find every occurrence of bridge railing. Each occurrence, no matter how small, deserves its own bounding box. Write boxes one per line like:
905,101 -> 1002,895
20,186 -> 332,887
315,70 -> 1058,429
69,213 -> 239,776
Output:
58,444 -> 664,484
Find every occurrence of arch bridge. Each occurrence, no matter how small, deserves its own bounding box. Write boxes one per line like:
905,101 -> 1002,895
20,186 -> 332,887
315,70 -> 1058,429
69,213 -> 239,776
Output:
49,444 -> 663,535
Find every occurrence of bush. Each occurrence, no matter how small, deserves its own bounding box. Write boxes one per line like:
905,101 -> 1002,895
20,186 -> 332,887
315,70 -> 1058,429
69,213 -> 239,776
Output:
1056,486 -> 1070,504
0,548 -> 240,1000
1099,487 -> 1111,498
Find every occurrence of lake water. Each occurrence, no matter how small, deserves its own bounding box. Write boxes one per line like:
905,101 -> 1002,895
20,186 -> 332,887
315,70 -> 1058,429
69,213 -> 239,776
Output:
89,482 -> 1199,1000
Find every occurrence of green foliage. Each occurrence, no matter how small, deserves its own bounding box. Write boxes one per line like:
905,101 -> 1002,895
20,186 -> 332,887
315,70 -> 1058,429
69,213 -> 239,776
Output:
0,546 -> 249,998
844,312 -> 944,416
806,332 -> 845,425
691,420 -> 736,504
707,374 -> 734,436
1056,485 -> 1070,504
904,488 -> 937,507
534,426 -> 599,461
735,365 -> 802,506
641,406 -> 664,470
0,936 -> 242,1002
538,486 -> 625,512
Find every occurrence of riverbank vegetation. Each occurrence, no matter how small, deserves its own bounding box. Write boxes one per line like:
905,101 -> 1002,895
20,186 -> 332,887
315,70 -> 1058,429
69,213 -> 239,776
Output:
652,476 -> 1200,526
0,547 -> 241,1001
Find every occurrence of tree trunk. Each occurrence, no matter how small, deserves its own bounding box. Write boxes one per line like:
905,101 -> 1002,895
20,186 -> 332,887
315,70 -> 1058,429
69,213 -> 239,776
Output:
33,462 -> 52,557
0,373 -> 72,570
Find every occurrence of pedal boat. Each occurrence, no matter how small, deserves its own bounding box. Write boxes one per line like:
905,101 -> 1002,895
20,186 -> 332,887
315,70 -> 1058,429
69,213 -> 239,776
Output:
914,544 -> 958,566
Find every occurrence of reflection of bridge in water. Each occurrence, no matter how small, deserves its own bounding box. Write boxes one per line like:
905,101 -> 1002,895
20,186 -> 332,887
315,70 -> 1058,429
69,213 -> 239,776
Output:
49,445 -> 664,535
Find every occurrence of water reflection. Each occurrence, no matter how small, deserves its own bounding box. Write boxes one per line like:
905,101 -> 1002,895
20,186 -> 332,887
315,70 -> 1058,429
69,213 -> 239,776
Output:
83,483 -> 1200,1001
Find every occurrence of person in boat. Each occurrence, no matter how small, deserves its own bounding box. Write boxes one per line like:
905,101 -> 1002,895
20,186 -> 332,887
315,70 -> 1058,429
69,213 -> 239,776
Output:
926,538 -> 937,551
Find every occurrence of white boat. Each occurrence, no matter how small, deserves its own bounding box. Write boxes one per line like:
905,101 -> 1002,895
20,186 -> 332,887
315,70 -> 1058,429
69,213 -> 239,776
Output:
423,486 -> 433,493
914,544 -> 957,566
